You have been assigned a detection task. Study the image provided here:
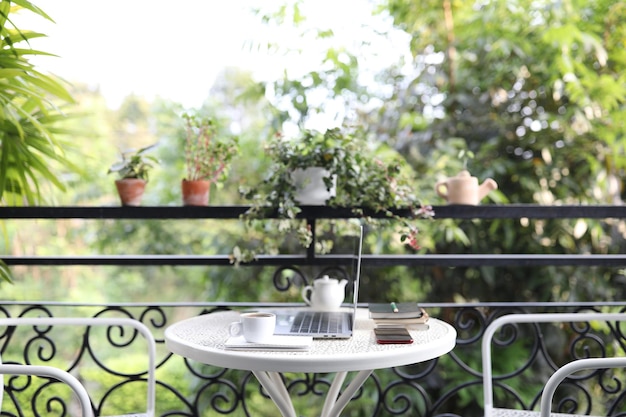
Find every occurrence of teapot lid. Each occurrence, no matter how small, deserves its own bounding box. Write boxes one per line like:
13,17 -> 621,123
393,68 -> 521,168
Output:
455,170 -> 472,178
314,275 -> 337,285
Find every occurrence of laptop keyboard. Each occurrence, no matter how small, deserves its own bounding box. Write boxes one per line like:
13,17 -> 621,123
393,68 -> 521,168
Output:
290,312 -> 343,334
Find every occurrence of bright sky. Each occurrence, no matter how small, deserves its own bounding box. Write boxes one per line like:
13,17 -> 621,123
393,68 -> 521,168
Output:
18,0 -> 403,110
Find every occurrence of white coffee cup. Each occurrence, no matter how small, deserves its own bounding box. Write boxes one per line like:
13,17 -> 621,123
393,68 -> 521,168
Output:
229,312 -> 276,343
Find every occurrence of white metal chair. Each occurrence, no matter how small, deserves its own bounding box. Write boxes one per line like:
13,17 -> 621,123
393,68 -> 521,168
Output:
482,313 -> 626,417
0,317 -> 156,417
0,362 -> 94,416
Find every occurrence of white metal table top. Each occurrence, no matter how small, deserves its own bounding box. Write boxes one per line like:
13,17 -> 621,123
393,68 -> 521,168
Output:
165,308 -> 456,373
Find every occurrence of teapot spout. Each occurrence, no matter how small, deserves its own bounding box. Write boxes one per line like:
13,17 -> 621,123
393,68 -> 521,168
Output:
478,178 -> 498,200
338,279 -> 349,289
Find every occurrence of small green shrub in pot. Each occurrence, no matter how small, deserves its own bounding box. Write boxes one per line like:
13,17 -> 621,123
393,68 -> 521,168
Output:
181,113 -> 239,205
108,145 -> 159,206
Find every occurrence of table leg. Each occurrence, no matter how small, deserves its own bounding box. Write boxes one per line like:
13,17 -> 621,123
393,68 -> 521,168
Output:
321,370 -> 373,417
253,371 -> 297,417
321,371 -> 347,417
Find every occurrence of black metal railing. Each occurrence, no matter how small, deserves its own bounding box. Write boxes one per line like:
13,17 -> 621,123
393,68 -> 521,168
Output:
0,205 -> 625,416
1,205 -> 626,267
1,302 -> 626,416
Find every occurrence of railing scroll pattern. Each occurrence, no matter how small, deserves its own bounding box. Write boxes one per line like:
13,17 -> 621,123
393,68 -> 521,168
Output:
0,303 -> 624,416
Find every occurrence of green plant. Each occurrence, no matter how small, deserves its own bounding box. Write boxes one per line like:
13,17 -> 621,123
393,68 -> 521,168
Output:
269,128 -> 352,170
107,144 -> 158,181
234,126 -> 434,264
242,128 -> 357,219
182,113 -> 238,183
0,1 -> 81,284
458,148 -> 475,171
0,1 -> 77,205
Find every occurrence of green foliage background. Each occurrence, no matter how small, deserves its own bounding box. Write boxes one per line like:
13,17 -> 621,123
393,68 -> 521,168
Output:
3,0 -> 624,305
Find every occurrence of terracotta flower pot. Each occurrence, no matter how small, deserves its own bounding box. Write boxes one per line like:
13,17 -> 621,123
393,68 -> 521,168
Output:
182,179 -> 211,206
115,179 -> 146,206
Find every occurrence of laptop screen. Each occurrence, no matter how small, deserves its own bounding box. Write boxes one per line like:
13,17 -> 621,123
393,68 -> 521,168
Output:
349,225 -> 364,319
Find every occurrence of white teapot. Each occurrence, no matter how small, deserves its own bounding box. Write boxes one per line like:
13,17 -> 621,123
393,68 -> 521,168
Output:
301,275 -> 348,311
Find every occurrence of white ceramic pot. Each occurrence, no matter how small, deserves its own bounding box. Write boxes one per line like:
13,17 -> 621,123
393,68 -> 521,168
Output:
291,167 -> 336,205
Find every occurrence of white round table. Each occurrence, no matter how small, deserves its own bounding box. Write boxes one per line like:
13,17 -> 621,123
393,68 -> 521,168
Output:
165,308 -> 456,417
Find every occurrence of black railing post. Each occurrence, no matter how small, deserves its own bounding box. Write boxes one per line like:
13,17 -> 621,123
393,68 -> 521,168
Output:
307,217 -> 316,262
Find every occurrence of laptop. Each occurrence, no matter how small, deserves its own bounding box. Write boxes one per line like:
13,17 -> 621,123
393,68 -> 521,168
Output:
271,225 -> 364,339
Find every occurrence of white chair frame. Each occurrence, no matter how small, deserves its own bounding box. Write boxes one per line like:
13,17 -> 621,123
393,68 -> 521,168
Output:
482,313 -> 626,417
0,317 -> 156,417
0,362 -> 94,416
539,357 -> 626,417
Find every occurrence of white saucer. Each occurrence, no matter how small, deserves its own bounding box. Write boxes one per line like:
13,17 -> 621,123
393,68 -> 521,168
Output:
224,335 -> 313,351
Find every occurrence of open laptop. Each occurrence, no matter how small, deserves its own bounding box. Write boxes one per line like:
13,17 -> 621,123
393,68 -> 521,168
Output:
271,225 -> 363,339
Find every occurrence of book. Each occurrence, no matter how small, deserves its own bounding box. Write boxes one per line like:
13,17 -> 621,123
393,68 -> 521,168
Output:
224,335 -> 313,351
373,309 -> 430,330
372,313 -> 429,325
373,308 -> 429,324
368,302 -> 424,319
376,323 -> 430,331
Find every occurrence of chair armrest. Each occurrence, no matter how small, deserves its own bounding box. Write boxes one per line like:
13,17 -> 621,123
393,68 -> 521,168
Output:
539,357 -> 626,417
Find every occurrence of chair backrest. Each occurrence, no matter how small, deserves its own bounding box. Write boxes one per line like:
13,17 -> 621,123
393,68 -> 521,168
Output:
0,363 -> 94,416
482,312 -> 626,416
0,317 -> 156,417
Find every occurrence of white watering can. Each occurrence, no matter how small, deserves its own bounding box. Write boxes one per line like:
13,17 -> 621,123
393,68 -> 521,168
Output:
435,170 -> 497,205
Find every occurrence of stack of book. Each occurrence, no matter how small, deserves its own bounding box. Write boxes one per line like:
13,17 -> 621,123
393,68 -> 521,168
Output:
368,302 -> 429,329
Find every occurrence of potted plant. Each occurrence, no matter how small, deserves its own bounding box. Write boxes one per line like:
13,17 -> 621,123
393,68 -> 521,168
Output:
108,144 -> 158,206
234,126 -> 434,264
244,128 -> 352,215
181,113 -> 239,206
